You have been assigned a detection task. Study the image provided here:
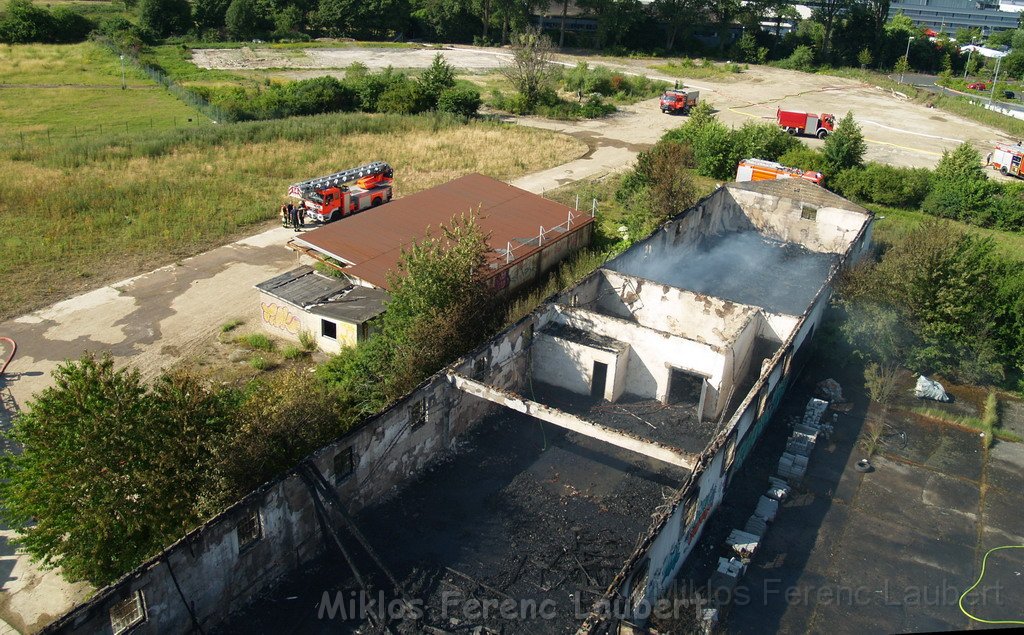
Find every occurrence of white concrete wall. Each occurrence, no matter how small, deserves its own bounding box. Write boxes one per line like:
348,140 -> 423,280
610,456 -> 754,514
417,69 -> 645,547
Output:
554,307 -> 725,405
593,270 -> 758,348
258,291 -> 359,354
761,311 -> 801,342
726,188 -> 871,255
531,333 -> 628,401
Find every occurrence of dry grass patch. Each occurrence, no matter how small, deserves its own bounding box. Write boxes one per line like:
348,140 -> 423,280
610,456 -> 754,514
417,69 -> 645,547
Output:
0,115 -> 585,320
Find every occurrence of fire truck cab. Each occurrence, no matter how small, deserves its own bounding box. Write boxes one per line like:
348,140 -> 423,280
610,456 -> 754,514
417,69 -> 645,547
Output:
288,162 -> 394,224
991,144 -> 1024,178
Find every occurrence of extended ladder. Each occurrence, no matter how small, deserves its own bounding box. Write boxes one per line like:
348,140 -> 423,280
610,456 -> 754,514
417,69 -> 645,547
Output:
288,161 -> 393,197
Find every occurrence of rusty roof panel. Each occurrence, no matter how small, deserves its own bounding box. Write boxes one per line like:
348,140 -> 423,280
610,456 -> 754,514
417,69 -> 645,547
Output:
297,173 -> 593,289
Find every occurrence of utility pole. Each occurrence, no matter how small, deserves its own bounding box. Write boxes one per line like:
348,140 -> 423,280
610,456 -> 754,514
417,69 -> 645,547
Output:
963,38 -> 977,80
900,36 -> 913,84
989,54 -> 1003,104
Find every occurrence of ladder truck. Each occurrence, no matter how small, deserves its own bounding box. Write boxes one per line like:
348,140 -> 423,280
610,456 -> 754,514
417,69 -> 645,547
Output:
736,158 -> 825,185
288,161 -> 394,224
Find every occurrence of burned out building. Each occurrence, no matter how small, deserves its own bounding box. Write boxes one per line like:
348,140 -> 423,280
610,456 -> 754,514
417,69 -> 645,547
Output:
46,180 -> 872,635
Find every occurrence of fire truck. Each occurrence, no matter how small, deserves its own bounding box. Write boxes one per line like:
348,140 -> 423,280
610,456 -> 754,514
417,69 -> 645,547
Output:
776,108 -> 835,139
288,161 -> 394,223
735,158 -> 825,185
660,88 -> 700,114
990,143 -> 1024,178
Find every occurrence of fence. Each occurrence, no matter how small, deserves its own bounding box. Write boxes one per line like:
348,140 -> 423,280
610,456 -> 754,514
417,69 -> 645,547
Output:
95,37 -> 230,124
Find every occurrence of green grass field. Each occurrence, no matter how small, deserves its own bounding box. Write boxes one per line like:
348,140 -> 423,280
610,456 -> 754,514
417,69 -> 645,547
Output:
0,113 -> 586,320
0,43 -> 209,143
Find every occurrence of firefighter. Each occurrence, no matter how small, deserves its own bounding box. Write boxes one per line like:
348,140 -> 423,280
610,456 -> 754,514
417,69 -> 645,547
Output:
281,203 -> 290,228
985,152 -> 993,166
291,205 -> 302,231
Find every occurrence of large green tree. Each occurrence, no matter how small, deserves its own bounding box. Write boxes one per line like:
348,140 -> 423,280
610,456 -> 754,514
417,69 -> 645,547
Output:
0,356 -> 232,585
822,112 -> 866,176
922,142 -> 998,224
138,0 -> 191,36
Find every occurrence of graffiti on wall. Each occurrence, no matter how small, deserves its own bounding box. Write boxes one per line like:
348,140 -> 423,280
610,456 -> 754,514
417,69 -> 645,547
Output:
261,302 -> 300,335
682,485 -> 717,546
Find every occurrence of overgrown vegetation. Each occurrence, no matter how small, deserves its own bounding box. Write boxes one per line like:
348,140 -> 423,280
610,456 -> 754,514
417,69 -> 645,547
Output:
836,220 -> 1024,388
0,111 -> 585,320
661,101 -> 802,180
189,54 -> 481,122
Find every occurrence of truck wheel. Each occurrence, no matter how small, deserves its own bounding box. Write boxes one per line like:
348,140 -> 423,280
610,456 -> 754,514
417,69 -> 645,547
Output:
371,197 -> 382,207
817,129 -> 829,139
784,127 -> 796,135
1001,166 -> 1009,176
328,211 -> 339,223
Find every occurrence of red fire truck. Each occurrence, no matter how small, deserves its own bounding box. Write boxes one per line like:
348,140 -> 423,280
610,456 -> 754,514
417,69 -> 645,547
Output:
991,143 -> 1024,178
288,162 -> 394,223
660,88 -> 700,115
776,108 -> 835,138
736,158 -> 825,185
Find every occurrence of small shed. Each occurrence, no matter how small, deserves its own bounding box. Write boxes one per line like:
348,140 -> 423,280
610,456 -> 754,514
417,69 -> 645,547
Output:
256,266 -> 389,353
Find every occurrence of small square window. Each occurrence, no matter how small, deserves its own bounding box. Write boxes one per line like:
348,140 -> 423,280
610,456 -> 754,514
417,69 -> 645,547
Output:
334,447 -> 355,483
801,205 -> 818,221
110,591 -> 145,635
237,511 -> 262,552
321,319 -> 337,340
410,400 -> 426,430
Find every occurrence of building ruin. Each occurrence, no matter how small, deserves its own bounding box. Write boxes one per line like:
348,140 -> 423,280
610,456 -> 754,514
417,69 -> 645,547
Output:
46,180 -> 872,635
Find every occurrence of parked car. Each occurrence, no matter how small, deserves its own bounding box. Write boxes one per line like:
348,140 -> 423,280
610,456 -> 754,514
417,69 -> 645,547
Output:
1003,90 -> 1016,99
968,82 -> 987,90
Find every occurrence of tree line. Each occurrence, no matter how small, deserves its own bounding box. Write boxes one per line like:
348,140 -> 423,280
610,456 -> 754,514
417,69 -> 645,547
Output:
5,0 -> 1024,79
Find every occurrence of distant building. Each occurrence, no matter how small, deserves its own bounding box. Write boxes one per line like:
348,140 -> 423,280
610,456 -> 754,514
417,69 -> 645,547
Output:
889,0 -> 1019,34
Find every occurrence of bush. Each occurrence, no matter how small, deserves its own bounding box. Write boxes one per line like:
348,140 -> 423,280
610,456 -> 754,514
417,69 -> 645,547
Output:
237,332 -> 274,351
831,164 -> 933,208
777,147 -> 828,173
377,81 -> 428,115
730,121 -> 801,166
922,143 -> 999,224
298,330 -> 317,351
437,85 -> 481,118
0,0 -> 93,43
822,113 -> 866,176
778,45 -> 816,71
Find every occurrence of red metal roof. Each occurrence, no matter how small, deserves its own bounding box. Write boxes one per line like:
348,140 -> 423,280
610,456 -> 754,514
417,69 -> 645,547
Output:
295,173 -> 593,290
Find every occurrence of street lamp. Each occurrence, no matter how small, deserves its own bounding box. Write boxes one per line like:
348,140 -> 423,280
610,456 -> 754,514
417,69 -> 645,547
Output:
963,37 -> 978,80
989,54 -> 1003,104
119,54 -> 126,91
900,36 -> 914,84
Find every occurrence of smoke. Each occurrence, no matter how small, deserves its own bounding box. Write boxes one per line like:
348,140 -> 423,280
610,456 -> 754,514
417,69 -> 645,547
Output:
607,230 -> 836,315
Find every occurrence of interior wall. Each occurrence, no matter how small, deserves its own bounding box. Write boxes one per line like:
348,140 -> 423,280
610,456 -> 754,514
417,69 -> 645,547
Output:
554,307 -> 724,404
531,333 -> 627,401
726,187 -> 871,254
594,270 -> 758,347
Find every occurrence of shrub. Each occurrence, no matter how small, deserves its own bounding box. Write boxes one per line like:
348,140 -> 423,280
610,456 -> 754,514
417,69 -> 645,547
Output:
730,121 -> 801,166
220,319 -> 244,333
777,147 -> 827,173
50,6 -> 94,43
864,363 -> 900,405
437,86 -> 482,118
282,345 -> 305,360
0,0 -> 52,43
298,330 -> 317,351
922,143 -> 999,224
779,45 -> 815,71
237,332 -> 274,351
831,164 -> 933,209
822,113 -> 866,176
248,355 -> 272,371
419,53 -> 456,103
376,81 -> 427,115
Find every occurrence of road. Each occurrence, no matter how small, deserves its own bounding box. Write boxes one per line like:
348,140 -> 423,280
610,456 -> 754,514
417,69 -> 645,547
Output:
1,48 -> 1019,633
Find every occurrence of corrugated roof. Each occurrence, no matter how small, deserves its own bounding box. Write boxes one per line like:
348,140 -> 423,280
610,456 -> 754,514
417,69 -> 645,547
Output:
310,286 -> 390,324
256,266 -> 351,306
256,266 -> 389,324
726,180 -> 871,215
294,174 -> 591,290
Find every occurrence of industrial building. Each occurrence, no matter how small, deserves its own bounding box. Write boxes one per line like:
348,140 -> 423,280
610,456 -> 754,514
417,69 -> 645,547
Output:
889,0 -> 1019,33
258,173 -> 594,351
46,180 -> 872,635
